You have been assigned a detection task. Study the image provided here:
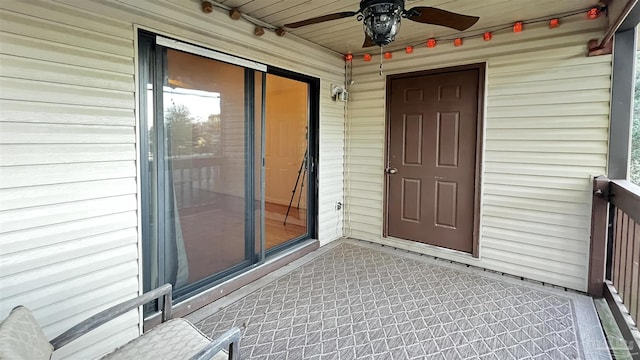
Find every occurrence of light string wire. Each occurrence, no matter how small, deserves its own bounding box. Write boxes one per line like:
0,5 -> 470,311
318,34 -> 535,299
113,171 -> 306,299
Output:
200,1 -> 602,58
355,6 -> 603,56
200,0 -> 279,31
343,49 -> 353,240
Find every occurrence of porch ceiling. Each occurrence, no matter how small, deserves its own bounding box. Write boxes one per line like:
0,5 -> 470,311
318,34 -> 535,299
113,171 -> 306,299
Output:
211,0 -> 601,54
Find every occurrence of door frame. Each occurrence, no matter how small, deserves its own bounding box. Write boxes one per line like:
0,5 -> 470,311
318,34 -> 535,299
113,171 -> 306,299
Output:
382,62 -> 486,258
137,30 -> 320,305
264,66 -> 320,256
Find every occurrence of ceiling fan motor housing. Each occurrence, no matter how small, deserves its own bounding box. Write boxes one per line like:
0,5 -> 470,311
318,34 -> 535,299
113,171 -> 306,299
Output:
361,0 -> 405,46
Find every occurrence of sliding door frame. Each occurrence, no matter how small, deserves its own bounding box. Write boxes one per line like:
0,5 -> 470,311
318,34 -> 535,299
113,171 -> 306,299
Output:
138,30 -> 319,305
263,66 -> 319,256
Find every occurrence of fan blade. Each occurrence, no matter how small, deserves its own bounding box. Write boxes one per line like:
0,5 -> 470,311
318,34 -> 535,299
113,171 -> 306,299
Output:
284,11 -> 357,28
406,7 -> 479,31
362,34 -> 376,48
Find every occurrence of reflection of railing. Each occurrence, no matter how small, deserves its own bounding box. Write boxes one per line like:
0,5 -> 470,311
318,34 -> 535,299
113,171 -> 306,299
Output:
590,176 -> 640,354
170,156 -> 221,209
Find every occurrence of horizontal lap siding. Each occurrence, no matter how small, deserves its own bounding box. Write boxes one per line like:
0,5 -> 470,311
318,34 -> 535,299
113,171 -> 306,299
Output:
55,0 -> 346,244
0,0 -> 344,359
345,17 -> 611,291
0,2 -> 140,359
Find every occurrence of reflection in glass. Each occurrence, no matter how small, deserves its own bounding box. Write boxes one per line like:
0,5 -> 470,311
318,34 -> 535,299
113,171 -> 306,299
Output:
161,49 -> 247,290
143,42 -> 313,296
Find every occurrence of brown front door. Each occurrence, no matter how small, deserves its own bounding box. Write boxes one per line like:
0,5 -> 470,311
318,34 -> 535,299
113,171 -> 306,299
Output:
385,65 -> 483,254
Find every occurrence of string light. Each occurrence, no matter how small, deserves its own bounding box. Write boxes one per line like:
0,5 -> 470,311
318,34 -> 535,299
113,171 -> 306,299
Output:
200,0 -> 282,37
353,5 -> 601,61
345,53 -> 353,61
513,21 -> 523,33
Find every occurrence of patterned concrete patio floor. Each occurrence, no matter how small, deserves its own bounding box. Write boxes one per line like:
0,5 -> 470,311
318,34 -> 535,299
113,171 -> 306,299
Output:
189,239 -> 611,360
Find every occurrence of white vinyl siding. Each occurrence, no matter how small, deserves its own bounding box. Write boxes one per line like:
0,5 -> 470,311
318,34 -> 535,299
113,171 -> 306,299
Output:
0,0 -> 344,358
0,2 -> 140,359
345,17 -> 612,292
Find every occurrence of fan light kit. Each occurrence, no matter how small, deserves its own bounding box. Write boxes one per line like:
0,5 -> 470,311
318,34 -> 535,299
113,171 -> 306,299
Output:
284,0 -> 480,48
361,0 -> 404,46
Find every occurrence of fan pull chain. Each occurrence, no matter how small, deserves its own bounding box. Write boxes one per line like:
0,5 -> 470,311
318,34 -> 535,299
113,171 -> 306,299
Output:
379,46 -> 384,76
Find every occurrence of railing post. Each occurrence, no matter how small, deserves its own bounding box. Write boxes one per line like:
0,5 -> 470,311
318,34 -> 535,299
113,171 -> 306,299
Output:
588,176 -> 611,298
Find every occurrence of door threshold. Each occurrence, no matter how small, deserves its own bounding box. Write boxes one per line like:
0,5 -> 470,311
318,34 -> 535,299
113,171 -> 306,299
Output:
144,238 -> 319,331
377,236 -> 482,264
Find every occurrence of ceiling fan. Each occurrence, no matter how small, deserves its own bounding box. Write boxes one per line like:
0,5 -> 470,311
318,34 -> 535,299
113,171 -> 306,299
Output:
284,0 -> 480,48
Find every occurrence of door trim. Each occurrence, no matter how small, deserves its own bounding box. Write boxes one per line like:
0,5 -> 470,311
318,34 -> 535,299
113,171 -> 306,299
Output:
264,66 -> 320,255
156,36 -> 267,72
382,62 -> 486,258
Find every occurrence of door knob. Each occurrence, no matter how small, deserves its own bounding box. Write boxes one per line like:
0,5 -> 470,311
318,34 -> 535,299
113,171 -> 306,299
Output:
386,167 -> 398,174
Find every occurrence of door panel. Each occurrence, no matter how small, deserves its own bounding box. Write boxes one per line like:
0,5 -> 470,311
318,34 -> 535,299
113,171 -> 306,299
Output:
435,180 -> 457,228
401,178 -> 421,222
403,115 -> 423,165
161,49 -> 249,290
387,67 -> 480,253
264,74 -> 309,250
265,75 -> 308,207
436,113 -> 460,167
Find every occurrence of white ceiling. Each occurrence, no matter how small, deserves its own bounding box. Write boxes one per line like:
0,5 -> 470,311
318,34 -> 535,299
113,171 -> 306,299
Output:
211,0 -> 601,54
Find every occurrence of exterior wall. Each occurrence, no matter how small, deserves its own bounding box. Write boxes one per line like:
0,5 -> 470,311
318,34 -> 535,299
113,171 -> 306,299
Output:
0,0 -> 345,358
345,17 -> 612,292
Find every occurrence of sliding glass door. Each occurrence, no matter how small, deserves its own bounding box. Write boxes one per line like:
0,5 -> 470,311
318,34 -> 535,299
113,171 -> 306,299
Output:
264,74 -> 310,251
139,32 -> 317,301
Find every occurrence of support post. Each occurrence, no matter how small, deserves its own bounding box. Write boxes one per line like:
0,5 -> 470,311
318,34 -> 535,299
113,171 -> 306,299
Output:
608,28 -> 637,178
588,176 -> 611,297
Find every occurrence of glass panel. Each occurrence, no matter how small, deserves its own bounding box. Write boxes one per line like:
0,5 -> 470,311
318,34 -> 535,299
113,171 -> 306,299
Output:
161,49 -> 247,290
142,43 -> 158,296
265,74 -> 309,249
631,29 -> 640,185
255,72 -> 264,260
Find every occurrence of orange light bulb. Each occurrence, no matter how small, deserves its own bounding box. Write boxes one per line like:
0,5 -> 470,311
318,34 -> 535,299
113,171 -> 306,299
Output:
513,21 -> 523,33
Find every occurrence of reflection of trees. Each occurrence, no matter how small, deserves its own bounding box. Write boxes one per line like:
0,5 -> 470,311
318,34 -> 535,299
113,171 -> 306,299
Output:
165,104 -> 192,156
164,104 -> 221,157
